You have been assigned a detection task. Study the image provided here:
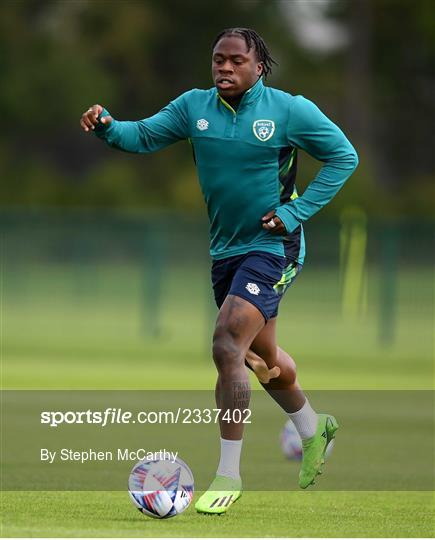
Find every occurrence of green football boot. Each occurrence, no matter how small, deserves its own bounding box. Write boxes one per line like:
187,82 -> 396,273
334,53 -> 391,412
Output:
299,414 -> 338,489
195,475 -> 242,514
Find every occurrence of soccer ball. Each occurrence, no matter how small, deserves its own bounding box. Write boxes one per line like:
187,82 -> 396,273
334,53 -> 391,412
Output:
280,419 -> 334,461
258,126 -> 269,138
128,457 -> 194,519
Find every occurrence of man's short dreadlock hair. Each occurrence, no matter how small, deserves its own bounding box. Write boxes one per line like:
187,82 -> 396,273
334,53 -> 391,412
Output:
212,28 -> 277,79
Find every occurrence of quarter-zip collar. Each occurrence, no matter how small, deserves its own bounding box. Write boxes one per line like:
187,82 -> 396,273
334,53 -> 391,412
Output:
217,77 -> 265,114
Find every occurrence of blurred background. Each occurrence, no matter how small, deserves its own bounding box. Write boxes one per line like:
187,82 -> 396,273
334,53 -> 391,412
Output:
1,0 -> 433,390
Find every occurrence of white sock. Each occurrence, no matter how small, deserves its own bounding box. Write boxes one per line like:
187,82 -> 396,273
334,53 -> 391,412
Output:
288,399 -> 318,440
216,438 -> 242,480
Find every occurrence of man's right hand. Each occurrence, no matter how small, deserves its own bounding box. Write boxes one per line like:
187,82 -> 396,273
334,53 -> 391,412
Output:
80,104 -> 112,132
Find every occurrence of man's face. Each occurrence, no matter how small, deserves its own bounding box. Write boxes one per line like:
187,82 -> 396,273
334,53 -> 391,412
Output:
212,36 -> 263,101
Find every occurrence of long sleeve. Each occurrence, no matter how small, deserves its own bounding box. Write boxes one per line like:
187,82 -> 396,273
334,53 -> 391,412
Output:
94,92 -> 191,153
275,95 -> 358,234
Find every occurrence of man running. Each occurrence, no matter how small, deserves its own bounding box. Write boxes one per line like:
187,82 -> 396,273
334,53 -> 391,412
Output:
80,27 -> 358,514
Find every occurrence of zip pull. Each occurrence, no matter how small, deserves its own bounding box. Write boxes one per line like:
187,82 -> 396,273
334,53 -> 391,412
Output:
231,112 -> 237,138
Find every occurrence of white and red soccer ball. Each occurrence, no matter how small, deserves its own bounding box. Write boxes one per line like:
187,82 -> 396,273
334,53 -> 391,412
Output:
128,457 -> 194,519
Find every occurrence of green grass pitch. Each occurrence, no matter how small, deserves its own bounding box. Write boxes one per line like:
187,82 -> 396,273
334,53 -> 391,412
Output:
2,491 -> 433,537
2,264 -> 433,537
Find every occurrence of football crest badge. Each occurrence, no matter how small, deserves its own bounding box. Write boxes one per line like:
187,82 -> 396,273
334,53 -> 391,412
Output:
252,119 -> 275,142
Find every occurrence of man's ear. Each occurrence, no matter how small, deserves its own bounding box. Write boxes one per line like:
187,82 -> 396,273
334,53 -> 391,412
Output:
257,62 -> 264,76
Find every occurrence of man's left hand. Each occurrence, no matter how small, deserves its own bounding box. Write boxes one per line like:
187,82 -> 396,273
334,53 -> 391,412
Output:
261,210 -> 286,235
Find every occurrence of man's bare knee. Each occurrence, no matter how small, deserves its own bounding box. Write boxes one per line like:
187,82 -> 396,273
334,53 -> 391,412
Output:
212,328 -> 244,375
276,363 -> 297,385
246,349 -> 280,383
212,295 -> 265,376
248,346 -> 297,386
270,347 -> 297,386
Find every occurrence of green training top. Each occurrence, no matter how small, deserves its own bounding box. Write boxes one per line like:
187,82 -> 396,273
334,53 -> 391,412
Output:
95,78 -> 358,262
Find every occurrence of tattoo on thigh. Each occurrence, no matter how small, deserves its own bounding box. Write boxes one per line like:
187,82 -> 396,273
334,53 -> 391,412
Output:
225,296 -> 246,329
223,295 -> 262,337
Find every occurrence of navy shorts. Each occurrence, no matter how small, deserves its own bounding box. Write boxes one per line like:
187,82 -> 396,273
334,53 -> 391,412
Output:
211,250 -> 302,321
